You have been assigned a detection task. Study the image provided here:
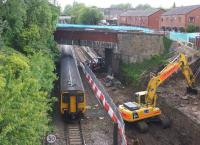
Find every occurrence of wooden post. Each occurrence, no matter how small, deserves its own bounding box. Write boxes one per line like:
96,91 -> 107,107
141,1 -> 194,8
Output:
113,122 -> 118,145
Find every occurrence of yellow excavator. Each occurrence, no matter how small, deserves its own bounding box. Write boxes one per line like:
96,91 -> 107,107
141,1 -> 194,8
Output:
119,53 -> 198,132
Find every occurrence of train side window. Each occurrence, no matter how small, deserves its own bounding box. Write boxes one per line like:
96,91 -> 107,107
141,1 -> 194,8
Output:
78,96 -> 84,103
63,95 -> 68,103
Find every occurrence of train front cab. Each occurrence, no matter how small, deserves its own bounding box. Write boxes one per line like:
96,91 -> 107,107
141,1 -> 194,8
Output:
60,91 -> 86,120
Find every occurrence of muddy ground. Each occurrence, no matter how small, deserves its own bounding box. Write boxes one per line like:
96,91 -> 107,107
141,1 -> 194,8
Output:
52,72 -> 200,145
98,72 -> 200,145
81,72 -> 113,145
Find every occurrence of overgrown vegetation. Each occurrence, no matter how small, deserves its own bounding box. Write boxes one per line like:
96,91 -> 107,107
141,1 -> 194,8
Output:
0,0 -> 59,144
186,24 -> 199,33
120,36 -> 172,86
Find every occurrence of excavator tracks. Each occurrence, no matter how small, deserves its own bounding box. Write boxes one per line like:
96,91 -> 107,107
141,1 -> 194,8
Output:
66,121 -> 85,145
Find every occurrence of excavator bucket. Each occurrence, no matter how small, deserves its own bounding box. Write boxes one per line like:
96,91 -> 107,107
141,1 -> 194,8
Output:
187,87 -> 198,95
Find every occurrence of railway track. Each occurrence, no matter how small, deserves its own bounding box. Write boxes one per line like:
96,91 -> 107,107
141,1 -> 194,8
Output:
65,121 -> 85,145
51,116 -> 85,145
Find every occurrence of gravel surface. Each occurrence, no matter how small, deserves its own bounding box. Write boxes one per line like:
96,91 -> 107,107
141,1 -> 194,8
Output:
81,72 -> 113,145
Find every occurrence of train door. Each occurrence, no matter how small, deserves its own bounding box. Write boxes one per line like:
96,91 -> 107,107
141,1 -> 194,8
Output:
105,48 -> 113,72
70,95 -> 77,113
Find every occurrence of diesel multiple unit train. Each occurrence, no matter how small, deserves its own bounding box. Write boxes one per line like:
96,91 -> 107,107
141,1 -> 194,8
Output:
60,45 -> 86,120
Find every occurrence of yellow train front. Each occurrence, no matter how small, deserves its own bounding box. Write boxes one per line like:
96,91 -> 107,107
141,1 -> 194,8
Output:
60,45 -> 86,120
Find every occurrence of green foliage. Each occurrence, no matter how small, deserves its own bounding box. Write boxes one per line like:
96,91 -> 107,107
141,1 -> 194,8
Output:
186,24 -> 199,33
0,18 -> 6,47
179,27 -> 185,32
110,3 -> 132,9
63,5 -> 73,15
135,4 -> 153,10
70,3 -> 86,24
163,36 -> 172,54
0,0 -> 26,49
0,49 -> 56,144
0,0 -> 59,144
172,2 -> 176,8
77,7 -> 103,25
121,55 -> 166,85
1,0 -> 59,57
62,3 -> 103,24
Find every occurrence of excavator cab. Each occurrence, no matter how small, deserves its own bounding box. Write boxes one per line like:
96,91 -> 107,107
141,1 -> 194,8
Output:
134,91 -> 147,105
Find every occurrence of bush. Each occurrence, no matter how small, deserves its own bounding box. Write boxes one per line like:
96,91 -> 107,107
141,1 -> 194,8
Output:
0,1 -> 59,144
179,27 -> 185,32
0,49 -> 56,144
163,36 -> 172,54
120,55 -> 167,86
186,24 -> 198,33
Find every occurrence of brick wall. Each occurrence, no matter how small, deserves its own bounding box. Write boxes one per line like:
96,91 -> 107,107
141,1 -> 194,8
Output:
117,32 -> 164,64
149,10 -> 165,29
160,7 -> 200,30
186,7 -> 200,27
160,15 -> 186,29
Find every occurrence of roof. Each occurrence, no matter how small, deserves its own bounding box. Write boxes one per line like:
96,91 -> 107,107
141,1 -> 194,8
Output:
120,9 -> 162,17
60,45 -> 84,92
57,24 -> 154,33
162,5 -> 200,16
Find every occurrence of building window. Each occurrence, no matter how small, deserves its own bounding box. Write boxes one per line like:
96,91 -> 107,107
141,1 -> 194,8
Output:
161,18 -> 163,22
170,17 -> 173,22
189,17 -> 195,23
178,17 -> 181,22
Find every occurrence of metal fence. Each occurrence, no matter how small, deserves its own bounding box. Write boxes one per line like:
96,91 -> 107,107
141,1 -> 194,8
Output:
80,62 -> 127,145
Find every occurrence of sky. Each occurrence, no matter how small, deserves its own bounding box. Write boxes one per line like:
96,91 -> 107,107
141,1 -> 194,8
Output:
57,0 -> 200,10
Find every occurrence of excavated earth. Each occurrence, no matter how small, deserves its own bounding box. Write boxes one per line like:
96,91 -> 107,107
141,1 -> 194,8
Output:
98,66 -> 200,145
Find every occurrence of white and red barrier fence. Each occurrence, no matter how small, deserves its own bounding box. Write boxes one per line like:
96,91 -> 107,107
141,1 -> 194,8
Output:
80,63 -> 127,145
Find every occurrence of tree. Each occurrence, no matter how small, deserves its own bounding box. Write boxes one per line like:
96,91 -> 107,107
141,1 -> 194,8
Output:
0,0 -> 59,56
186,24 -> 199,33
135,4 -> 153,10
110,3 -> 132,9
0,0 -> 27,49
70,2 -> 86,24
0,0 -> 59,144
77,7 -> 103,25
0,49 -> 56,145
172,2 -> 176,8
63,4 -> 73,15
64,3 -> 103,24
0,18 -> 6,47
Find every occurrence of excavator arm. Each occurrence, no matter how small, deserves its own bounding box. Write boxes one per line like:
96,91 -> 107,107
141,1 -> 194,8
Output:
145,53 -> 197,107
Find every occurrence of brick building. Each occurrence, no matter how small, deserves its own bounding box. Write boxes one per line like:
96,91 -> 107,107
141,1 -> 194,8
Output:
160,5 -> 200,31
101,8 -> 129,25
119,9 -> 165,29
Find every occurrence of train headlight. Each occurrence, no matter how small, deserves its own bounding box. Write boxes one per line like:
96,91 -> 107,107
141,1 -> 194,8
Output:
79,96 -> 84,103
